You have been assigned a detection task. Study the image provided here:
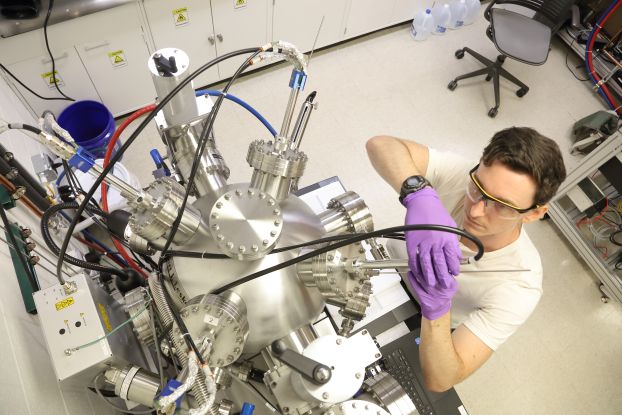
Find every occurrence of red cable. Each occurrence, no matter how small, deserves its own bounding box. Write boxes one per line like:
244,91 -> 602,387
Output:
101,104 -> 156,278
587,0 -> 622,113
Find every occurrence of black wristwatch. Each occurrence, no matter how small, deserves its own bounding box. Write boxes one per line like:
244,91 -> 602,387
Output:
399,175 -> 431,205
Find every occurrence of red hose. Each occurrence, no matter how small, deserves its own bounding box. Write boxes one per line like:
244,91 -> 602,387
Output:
101,104 -> 156,278
587,0 -> 622,113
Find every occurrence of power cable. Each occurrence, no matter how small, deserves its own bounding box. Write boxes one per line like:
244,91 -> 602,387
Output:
0,63 -> 72,101
43,0 -> 75,101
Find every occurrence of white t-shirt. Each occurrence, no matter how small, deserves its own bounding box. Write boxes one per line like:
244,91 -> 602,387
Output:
391,148 -> 543,351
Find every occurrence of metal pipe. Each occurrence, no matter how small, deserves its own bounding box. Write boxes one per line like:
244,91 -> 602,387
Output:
290,91 -> 317,149
280,88 -> 300,138
359,258 -> 530,273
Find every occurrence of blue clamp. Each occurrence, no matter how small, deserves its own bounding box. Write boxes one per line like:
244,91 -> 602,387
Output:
289,69 -> 307,91
158,379 -> 184,408
68,147 -> 95,173
150,149 -> 171,179
241,402 -> 256,415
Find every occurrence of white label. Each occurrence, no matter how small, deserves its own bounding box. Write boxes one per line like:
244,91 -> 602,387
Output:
173,7 -> 189,26
41,70 -> 65,90
458,405 -> 469,415
203,314 -> 219,326
234,0 -> 248,9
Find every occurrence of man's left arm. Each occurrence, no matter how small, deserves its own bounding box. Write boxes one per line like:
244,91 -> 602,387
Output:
419,313 -> 493,392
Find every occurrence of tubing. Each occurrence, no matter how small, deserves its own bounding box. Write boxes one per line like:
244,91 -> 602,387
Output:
195,90 -> 277,137
585,0 -> 622,112
0,143 -> 49,199
101,104 -> 156,279
41,202 -> 128,277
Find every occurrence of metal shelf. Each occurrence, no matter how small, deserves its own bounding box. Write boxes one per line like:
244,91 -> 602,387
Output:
558,27 -> 622,101
548,133 -> 622,303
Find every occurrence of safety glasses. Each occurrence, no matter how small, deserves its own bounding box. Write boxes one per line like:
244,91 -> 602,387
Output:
466,164 -> 539,220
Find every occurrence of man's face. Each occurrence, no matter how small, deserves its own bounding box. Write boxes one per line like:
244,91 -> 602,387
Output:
463,161 -> 543,239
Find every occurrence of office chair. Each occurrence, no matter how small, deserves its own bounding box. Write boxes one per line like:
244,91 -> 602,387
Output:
447,0 -> 576,117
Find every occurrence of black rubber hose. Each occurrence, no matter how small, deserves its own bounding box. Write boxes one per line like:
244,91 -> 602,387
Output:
0,157 -> 50,211
41,202 -> 128,277
0,143 -> 49,198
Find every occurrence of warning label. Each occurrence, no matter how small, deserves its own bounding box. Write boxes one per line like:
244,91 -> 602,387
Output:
107,50 -> 127,68
173,7 -> 189,26
41,70 -> 65,90
234,0 -> 248,9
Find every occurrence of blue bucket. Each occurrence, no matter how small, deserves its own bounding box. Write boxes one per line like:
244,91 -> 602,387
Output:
58,100 -> 119,159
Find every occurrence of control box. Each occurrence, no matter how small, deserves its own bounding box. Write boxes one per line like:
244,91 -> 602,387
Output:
33,274 -> 145,383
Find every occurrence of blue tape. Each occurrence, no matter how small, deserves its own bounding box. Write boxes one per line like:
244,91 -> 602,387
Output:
289,69 -> 307,90
68,147 -> 95,173
158,379 -> 184,408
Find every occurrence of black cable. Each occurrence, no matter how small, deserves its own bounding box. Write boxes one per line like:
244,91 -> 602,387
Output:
212,224 -> 484,294
43,0 -> 75,101
53,46 -> 262,284
0,63 -> 72,102
41,202 -> 130,277
157,48 -> 263,268
610,228 -> 622,246
564,27 -> 590,82
0,203 -> 39,290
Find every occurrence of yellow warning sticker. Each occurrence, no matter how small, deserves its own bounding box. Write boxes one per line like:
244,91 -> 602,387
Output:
41,70 -> 65,90
98,303 -> 113,332
234,0 -> 248,9
107,50 -> 127,68
55,297 -> 74,311
173,7 -> 189,26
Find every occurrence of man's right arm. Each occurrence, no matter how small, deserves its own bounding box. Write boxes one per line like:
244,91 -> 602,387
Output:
365,135 -> 430,192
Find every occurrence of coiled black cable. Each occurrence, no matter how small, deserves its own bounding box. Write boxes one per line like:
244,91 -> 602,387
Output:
211,224 -> 484,294
40,202 -> 129,277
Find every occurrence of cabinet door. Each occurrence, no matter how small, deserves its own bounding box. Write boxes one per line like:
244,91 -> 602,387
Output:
390,0 -> 420,25
272,0 -> 348,53
71,4 -> 157,116
5,49 -> 101,118
211,0 -> 269,79
142,0 -> 219,88
344,0 -> 398,39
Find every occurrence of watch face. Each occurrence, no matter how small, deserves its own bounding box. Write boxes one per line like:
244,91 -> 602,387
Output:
405,176 -> 426,189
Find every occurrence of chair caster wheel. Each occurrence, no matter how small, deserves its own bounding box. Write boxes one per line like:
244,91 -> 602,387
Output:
447,80 -> 458,91
488,107 -> 498,118
485,75 -> 492,82
516,88 -> 528,97
455,49 -> 465,59
601,296 -> 609,304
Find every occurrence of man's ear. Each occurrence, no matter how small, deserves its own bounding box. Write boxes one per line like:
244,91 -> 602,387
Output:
522,205 -> 548,224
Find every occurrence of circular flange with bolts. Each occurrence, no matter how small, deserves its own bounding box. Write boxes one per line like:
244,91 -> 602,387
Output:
208,186 -> 283,260
180,291 -> 250,368
324,400 -> 390,415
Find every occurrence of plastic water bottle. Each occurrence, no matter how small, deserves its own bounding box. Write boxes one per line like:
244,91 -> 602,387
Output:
431,3 -> 452,35
463,0 -> 481,25
410,9 -> 435,41
448,0 -> 467,29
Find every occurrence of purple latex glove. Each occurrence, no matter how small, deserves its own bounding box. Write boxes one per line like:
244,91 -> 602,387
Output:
408,271 -> 458,320
403,187 -> 461,315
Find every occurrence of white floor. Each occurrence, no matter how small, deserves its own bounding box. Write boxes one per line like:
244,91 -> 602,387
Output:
119,15 -> 622,415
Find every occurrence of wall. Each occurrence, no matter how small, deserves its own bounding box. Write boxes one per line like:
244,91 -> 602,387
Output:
0,73 -> 113,414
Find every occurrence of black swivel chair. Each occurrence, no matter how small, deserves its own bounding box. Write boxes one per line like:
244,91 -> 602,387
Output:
447,0 -> 576,117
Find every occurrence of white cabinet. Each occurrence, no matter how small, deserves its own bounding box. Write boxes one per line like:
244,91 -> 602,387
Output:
272,0 -> 348,53
390,0 -> 420,25
0,3 -> 154,117
344,0 -> 398,39
211,0 -> 269,79
141,0 -> 220,88
3,48 -> 101,118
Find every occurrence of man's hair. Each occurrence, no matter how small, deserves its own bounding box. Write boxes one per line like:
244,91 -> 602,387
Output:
481,127 -> 566,205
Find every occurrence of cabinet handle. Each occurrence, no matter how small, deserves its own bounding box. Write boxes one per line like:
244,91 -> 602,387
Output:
217,33 -> 223,42
208,35 -> 215,45
83,41 -> 110,52
41,52 -> 68,64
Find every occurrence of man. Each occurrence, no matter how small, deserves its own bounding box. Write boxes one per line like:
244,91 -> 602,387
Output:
366,127 -> 566,392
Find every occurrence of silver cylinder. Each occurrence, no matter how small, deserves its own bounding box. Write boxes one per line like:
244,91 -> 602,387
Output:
108,366 -> 160,408
160,116 -> 229,197
318,191 -> 374,235
148,48 -> 198,126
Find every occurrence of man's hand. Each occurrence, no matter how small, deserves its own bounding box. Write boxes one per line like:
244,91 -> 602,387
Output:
403,187 -> 461,319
